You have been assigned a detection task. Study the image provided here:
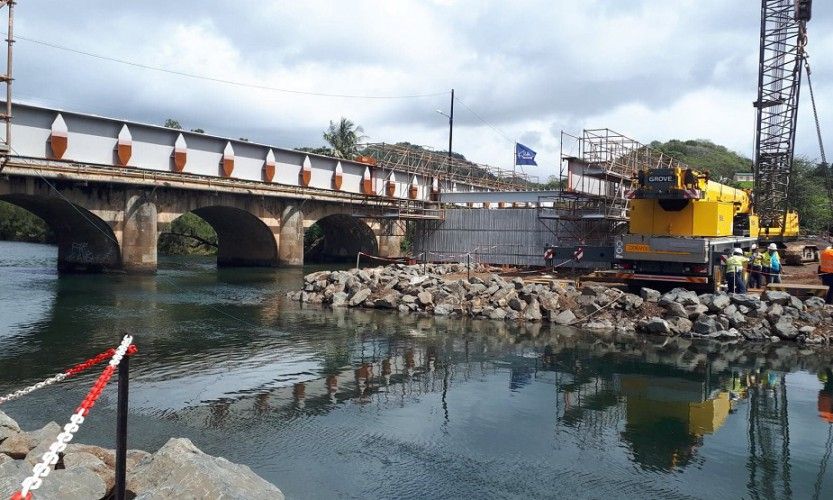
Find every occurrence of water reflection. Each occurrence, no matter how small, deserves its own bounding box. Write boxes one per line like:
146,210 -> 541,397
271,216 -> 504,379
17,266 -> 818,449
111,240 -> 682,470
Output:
2,242 -> 833,499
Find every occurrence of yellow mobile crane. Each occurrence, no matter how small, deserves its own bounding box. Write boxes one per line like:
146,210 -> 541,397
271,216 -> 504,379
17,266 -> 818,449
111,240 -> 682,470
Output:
614,166 -> 757,290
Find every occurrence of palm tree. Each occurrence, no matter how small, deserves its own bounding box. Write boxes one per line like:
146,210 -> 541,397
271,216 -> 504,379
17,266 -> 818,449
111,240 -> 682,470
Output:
323,118 -> 366,159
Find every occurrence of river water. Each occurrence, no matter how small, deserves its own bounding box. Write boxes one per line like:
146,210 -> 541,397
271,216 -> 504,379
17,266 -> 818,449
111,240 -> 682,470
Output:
0,241 -> 832,499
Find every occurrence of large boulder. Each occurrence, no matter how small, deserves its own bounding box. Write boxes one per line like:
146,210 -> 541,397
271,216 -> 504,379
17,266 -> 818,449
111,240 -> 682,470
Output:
762,290 -> 791,305
128,438 -> 283,499
433,302 -> 453,316
640,288 -> 661,303
685,304 -> 709,320
662,301 -> 688,318
0,458 -> 31,497
693,316 -> 718,335
0,421 -> 60,460
348,288 -> 372,307
708,293 -> 732,312
508,297 -> 526,312
772,317 -> 798,340
643,317 -> 671,335
538,294 -> 560,314
0,411 -> 20,443
331,291 -> 349,308
805,296 -> 826,311
731,293 -> 761,309
660,288 -> 700,307
523,299 -> 543,321
584,319 -> 614,333
617,293 -> 644,311
767,303 -> 784,322
552,310 -> 577,325
488,308 -> 507,320
668,317 -> 693,335
373,291 -> 400,309
39,466 -> 108,499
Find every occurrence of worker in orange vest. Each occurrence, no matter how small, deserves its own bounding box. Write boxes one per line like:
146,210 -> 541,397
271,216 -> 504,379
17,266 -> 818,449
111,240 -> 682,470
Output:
819,245 -> 833,304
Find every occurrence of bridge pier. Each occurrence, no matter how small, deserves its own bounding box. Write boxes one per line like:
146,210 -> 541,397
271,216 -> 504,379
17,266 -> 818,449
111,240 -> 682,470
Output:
121,193 -> 158,273
377,220 -> 405,259
279,205 -> 304,266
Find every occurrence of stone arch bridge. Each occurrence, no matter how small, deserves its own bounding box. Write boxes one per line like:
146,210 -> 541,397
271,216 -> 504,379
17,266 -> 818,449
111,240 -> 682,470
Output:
0,103 -> 507,273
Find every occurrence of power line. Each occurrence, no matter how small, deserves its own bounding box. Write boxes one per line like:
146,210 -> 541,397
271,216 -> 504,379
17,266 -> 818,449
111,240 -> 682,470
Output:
454,96 -> 528,175
453,96 -> 515,144
10,33 -> 449,100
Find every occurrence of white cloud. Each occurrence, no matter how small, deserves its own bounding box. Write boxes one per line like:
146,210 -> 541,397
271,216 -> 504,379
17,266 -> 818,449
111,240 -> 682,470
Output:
8,0 -> 833,178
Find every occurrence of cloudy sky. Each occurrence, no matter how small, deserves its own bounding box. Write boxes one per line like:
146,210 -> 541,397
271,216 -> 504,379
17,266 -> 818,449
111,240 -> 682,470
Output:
11,0 -> 833,181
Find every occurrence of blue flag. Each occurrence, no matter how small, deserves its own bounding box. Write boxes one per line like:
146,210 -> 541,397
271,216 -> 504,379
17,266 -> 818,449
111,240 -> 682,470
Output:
515,143 -> 537,166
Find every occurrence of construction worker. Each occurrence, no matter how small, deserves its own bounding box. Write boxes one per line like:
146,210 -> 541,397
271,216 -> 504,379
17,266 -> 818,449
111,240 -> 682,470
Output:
543,244 -> 555,270
818,245 -> 833,304
746,244 -> 766,289
764,243 -> 782,284
725,247 -> 749,293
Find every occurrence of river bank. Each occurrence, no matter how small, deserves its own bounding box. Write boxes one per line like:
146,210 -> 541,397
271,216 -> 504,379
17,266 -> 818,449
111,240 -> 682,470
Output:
0,410 -> 283,499
288,263 -> 833,345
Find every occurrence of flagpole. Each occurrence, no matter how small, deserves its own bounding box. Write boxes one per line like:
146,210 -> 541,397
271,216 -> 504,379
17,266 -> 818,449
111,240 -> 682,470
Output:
513,142 -> 517,185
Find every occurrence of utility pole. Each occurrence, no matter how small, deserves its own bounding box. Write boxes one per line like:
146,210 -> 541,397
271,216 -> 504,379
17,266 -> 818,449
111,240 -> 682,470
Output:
447,89 -> 454,177
0,0 -> 14,166
435,89 -> 455,180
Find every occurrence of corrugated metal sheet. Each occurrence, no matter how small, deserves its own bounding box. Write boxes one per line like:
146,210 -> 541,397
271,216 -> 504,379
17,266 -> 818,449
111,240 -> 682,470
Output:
413,208 -> 613,268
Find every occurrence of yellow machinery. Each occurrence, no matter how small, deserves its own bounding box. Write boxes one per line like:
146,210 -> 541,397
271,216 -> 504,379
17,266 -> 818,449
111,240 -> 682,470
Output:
614,166 -> 758,290
628,166 -> 756,238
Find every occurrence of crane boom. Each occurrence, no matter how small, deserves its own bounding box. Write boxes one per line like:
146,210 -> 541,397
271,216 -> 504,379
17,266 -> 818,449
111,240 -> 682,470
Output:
752,0 -> 810,237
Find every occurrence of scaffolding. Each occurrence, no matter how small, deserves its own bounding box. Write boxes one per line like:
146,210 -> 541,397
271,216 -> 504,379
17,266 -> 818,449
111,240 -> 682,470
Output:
539,128 -> 690,247
361,142 -> 536,193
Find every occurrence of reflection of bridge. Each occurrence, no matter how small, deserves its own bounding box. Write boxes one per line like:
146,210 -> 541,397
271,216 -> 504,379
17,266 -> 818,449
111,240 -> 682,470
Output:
0,103 -> 511,273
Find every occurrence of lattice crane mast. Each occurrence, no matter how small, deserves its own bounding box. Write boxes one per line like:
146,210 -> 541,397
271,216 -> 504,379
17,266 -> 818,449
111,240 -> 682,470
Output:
752,0 -> 812,240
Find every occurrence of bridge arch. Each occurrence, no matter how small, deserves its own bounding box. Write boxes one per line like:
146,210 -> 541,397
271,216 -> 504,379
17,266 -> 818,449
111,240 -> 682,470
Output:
306,213 -> 378,263
0,193 -> 121,272
163,205 -> 279,267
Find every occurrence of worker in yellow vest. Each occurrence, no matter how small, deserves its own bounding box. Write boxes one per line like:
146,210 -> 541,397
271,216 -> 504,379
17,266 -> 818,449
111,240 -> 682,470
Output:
725,248 -> 749,293
746,244 -> 766,289
819,245 -> 833,304
764,243 -> 782,284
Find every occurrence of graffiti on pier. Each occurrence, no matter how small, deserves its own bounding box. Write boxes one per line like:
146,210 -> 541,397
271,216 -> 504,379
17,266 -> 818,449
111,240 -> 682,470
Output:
66,242 -> 114,265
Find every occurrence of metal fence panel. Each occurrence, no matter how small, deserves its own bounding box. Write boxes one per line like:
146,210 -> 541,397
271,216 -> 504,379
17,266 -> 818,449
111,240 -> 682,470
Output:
413,208 -> 613,269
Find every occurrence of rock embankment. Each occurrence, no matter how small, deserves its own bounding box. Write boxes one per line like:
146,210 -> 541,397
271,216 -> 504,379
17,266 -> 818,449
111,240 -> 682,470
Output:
288,263 -> 833,345
0,411 -> 283,499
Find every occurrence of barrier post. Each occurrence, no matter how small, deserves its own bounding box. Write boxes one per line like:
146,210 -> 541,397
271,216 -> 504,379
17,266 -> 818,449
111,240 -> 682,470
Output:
115,354 -> 129,500
467,253 -> 471,281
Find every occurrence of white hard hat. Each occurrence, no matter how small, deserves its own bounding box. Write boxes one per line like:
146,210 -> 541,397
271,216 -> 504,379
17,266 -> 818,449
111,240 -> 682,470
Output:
733,248 -> 743,255
768,243 -> 777,251
751,243 -> 757,250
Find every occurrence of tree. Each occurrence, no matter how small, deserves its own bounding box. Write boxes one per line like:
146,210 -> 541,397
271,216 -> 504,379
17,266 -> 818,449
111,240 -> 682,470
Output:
191,128 -> 205,133
164,119 -> 183,130
296,146 -> 334,156
323,118 -> 366,159
539,175 -> 565,190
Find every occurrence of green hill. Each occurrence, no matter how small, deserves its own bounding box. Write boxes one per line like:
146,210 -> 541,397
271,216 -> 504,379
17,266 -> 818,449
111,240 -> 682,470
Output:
649,139 -> 752,183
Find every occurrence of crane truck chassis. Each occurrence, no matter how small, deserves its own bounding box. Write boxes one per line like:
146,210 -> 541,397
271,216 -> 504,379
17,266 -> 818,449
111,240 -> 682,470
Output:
614,234 -> 756,292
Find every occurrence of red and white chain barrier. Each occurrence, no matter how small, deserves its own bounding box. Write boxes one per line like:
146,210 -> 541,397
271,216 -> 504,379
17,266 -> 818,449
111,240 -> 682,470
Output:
0,347 -> 128,406
12,335 -> 136,500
